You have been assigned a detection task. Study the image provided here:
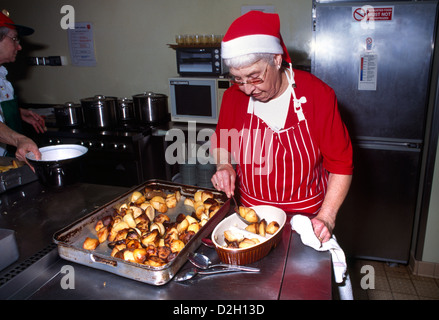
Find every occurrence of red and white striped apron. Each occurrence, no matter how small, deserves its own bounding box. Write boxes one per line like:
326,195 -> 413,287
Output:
234,70 -> 328,216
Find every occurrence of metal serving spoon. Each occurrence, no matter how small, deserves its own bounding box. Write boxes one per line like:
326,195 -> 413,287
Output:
231,196 -> 251,225
188,252 -> 260,272
174,267 -> 252,282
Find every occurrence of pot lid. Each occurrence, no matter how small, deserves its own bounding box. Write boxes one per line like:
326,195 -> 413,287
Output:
81,95 -> 118,102
118,97 -> 133,104
53,102 -> 80,109
133,91 -> 167,99
64,101 -> 81,107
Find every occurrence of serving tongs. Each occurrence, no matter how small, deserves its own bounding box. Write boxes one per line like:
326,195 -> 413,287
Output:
188,252 -> 260,272
174,267 -> 257,282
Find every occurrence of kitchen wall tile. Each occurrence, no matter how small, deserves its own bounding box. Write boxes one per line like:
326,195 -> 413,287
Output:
417,261 -> 436,277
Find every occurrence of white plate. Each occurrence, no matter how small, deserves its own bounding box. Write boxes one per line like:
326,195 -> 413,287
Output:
26,144 -> 88,162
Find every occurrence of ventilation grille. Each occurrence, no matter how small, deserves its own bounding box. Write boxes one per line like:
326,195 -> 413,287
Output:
0,243 -> 57,287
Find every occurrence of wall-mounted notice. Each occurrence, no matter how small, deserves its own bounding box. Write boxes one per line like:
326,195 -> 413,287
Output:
68,22 -> 97,67
352,6 -> 394,22
358,52 -> 378,91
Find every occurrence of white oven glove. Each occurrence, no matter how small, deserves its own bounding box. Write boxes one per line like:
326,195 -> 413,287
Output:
291,215 -> 353,300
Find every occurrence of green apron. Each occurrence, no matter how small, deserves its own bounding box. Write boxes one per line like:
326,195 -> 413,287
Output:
0,96 -> 23,157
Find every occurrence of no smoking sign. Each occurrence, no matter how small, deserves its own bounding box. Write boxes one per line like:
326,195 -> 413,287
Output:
353,8 -> 368,21
352,6 -> 394,22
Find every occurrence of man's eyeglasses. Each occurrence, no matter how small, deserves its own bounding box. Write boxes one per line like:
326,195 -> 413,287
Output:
5,35 -> 20,45
229,63 -> 269,86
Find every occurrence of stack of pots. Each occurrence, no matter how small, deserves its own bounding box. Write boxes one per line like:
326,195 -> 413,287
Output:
80,95 -> 118,129
132,91 -> 168,124
55,92 -> 168,129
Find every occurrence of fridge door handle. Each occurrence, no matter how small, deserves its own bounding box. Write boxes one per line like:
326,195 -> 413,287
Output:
354,140 -> 422,151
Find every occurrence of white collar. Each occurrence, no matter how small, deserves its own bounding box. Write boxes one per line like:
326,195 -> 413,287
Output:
247,68 -> 295,131
0,66 -> 8,79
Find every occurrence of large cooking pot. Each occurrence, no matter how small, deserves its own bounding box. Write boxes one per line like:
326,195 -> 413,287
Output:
25,144 -> 88,188
117,97 -> 136,126
80,95 -> 118,128
132,92 -> 168,124
53,102 -> 84,128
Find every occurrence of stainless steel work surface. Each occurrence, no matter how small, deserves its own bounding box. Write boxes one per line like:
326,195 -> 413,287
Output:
24,229 -> 290,300
7,228 -> 331,300
0,180 -> 332,300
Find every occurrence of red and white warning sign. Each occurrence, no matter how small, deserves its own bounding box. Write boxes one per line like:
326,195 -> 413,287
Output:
352,6 -> 394,22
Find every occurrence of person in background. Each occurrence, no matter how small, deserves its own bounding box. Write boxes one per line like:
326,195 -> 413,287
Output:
0,9 -> 42,163
211,11 -> 353,243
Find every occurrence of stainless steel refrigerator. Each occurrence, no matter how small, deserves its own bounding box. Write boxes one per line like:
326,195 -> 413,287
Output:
311,0 -> 439,263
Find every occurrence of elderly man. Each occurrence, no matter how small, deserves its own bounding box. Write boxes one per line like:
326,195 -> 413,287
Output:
0,9 -> 41,163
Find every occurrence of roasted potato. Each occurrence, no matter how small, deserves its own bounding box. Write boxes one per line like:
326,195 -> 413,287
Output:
150,196 -> 167,213
201,191 -> 214,202
170,239 -> 185,253
141,229 -> 160,247
238,206 -> 258,223
133,248 -> 148,263
144,187 -> 166,200
129,191 -> 143,203
146,256 -> 166,267
238,238 -> 259,249
177,218 -> 189,234
154,213 -> 170,224
83,237 -> 100,250
224,230 -> 244,243
84,186 -> 223,267
266,221 -> 280,234
157,246 -> 172,260
259,219 -> 267,237
184,198 -> 195,207
97,226 -> 109,243
150,222 -> 165,236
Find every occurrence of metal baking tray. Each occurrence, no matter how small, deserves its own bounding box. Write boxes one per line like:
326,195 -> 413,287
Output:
53,179 -> 229,286
0,157 -> 37,193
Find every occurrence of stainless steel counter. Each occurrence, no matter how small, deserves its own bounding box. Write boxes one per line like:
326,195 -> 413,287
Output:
0,180 -> 332,300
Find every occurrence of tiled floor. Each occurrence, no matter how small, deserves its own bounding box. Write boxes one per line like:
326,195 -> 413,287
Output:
342,259 -> 439,300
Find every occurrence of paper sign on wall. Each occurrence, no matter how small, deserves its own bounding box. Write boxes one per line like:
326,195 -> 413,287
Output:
68,22 -> 97,67
358,52 -> 378,91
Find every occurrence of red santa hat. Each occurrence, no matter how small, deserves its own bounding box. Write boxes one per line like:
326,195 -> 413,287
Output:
221,11 -> 290,64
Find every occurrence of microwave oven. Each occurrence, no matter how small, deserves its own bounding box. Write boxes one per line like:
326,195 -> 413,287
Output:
176,47 -> 228,76
169,77 -> 230,124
